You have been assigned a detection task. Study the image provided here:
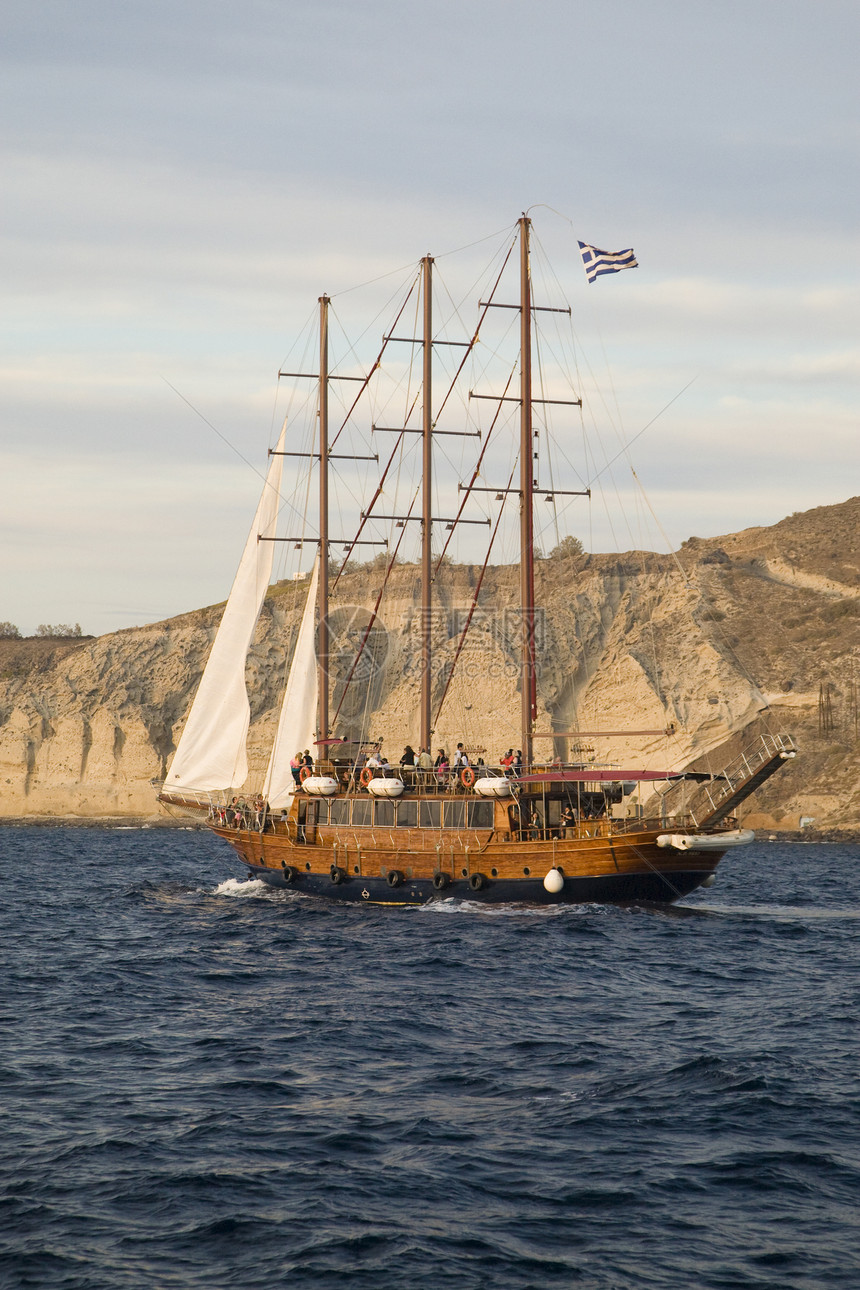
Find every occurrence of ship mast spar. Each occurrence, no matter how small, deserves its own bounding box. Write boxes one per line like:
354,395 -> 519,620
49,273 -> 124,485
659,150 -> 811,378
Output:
519,216 -> 536,769
420,256 -> 433,752
318,294 -> 330,743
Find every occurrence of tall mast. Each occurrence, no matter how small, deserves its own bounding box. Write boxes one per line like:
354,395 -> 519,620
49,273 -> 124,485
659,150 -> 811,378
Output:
519,216 -> 536,769
318,294 -> 330,743
420,255 -> 433,752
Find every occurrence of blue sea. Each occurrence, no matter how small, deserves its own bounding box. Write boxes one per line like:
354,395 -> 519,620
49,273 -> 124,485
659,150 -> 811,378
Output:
1,828 -> 858,1289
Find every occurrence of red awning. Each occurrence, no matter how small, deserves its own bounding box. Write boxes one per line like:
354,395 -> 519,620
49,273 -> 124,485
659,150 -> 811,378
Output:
517,770 -> 683,783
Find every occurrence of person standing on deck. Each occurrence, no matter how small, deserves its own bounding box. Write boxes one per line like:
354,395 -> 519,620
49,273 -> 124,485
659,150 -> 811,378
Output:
434,748 -> 449,787
417,747 -> 433,787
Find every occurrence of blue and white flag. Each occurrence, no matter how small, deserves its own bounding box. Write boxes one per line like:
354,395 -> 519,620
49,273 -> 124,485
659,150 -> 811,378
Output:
578,241 -> 638,284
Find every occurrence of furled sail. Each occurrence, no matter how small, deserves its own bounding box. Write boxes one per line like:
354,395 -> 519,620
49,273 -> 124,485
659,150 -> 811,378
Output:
166,427 -> 286,792
263,556 -> 319,808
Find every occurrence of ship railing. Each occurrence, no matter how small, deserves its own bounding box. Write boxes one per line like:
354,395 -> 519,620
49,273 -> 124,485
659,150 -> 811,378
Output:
689,732 -> 797,821
158,786 -> 220,814
320,761 -> 496,793
501,812 -> 724,842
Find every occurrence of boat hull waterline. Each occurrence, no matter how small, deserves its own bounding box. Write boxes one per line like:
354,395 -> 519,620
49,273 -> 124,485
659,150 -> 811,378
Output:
212,824 -> 733,906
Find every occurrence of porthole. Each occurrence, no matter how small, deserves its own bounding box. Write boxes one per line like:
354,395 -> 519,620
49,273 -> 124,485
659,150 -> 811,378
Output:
491,868 -> 498,877
523,866 -> 531,876
353,866 -> 359,874
305,862 -> 311,871
461,868 -> 468,877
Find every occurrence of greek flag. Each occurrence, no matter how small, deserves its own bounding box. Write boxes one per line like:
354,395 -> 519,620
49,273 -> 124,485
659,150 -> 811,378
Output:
578,241 -> 638,283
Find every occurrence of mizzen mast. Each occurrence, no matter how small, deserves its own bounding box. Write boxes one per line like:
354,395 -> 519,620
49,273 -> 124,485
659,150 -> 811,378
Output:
519,216 -> 537,769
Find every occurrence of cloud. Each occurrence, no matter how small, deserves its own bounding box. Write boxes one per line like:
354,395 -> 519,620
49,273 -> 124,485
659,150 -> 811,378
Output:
1,1 -> 858,635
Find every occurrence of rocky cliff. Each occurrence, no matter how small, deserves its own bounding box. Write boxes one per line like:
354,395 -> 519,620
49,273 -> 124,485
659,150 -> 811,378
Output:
2,496 -> 859,830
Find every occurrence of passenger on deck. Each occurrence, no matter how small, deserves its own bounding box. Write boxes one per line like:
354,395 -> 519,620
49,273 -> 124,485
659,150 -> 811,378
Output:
417,746 -> 433,787
400,745 -> 416,785
290,753 -> 302,786
561,804 -> 577,838
434,748 -> 449,787
500,749 -> 514,775
453,742 -> 470,771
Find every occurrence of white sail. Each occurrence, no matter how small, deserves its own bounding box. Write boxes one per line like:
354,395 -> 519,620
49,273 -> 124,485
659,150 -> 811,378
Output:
166,427 -> 286,793
263,556 -> 319,808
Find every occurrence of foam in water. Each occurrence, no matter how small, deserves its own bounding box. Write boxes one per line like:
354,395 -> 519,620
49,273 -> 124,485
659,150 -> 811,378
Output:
420,897 -> 577,917
213,877 -> 270,898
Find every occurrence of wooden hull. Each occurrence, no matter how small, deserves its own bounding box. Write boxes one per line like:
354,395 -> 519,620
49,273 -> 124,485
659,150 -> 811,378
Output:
210,821 -> 725,906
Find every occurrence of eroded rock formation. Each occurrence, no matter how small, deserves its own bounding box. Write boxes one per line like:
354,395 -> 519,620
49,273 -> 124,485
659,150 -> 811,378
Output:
2,496 -> 859,830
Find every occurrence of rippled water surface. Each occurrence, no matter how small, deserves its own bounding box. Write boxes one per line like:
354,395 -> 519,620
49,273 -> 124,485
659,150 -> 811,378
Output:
2,827 -> 859,1288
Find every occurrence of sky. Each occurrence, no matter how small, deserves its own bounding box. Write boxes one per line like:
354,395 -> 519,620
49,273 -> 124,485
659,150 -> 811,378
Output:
2,0 -> 858,637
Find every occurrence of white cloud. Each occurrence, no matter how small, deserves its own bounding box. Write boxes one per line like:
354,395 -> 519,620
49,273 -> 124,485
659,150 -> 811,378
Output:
0,1 -> 858,634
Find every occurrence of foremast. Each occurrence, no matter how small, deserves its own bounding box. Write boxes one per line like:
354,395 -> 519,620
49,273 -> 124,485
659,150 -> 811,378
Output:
518,216 -> 537,770
318,295 -> 331,743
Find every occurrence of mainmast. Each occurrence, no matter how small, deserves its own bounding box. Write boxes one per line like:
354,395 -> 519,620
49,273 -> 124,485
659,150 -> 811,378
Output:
420,256 -> 433,752
519,216 -> 536,769
318,294 -> 330,742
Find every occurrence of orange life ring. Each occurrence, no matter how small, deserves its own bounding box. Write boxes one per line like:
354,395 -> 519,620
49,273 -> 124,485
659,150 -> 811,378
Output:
360,766 -> 374,787
299,764 -> 313,782
460,766 -> 475,788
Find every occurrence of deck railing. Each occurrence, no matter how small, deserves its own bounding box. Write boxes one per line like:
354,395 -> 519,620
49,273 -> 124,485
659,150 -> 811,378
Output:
686,732 -> 797,825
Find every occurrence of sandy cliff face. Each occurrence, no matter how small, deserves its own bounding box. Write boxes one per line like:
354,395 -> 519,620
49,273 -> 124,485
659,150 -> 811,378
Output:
2,496 -> 859,829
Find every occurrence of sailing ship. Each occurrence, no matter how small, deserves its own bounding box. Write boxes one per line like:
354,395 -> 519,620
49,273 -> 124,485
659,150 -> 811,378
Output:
159,215 -> 797,905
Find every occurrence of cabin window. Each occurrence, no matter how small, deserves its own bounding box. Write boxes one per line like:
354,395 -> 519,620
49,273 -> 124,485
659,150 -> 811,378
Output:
467,800 -> 493,829
374,801 -> 395,827
328,799 -> 350,826
444,800 -> 466,829
419,800 -> 442,829
397,801 -> 418,828
351,799 -> 373,827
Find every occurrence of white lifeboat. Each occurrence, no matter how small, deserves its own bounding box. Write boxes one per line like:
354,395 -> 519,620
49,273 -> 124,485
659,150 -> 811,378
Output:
301,775 -> 339,797
473,776 -> 512,798
656,828 -> 754,852
367,776 -> 405,798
